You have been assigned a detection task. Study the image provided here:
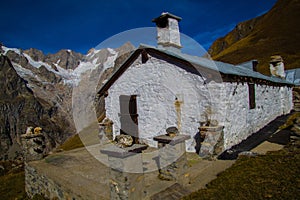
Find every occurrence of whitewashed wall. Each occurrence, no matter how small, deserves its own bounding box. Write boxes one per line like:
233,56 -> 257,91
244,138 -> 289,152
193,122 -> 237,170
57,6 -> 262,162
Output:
105,54 -> 293,152
220,83 -> 293,149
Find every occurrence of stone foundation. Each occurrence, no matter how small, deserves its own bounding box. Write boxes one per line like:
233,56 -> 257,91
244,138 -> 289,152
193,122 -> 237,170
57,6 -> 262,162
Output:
21,133 -> 46,162
25,164 -> 81,200
101,144 -> 146,200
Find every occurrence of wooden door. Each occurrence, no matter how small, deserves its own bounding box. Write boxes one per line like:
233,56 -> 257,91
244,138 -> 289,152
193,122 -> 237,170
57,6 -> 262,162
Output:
119,95 -> 139,143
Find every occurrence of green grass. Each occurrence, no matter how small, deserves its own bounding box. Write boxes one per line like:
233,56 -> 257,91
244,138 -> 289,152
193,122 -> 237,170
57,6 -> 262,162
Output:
182,141 -> 300,200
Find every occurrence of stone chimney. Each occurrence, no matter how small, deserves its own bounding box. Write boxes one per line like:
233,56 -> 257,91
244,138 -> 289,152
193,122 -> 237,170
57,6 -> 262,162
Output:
252,60 -> 258,72
270,55 -> 285,79
152,12 -> 182,52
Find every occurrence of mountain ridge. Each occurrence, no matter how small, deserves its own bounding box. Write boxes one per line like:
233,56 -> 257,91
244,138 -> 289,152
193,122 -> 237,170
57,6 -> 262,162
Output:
0,42 -> 135,160
208,0 -> 300,74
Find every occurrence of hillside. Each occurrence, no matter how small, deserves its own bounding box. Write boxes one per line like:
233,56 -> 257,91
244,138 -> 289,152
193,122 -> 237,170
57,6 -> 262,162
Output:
208,0 -> 300,75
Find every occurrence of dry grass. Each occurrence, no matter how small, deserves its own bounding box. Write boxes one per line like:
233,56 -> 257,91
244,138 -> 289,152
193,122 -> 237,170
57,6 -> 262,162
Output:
58,134 -> 84,151
279,112 -> 300,130
182,140 -> 300,200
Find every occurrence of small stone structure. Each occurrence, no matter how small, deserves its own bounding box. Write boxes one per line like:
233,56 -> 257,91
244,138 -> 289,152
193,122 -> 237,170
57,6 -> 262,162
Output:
100,144 -> 147,200
198,125 -> 224,158
154,134 -> 190,184
270,55 -> 286,79
100,131 -> 190,199
21,126 -> 46,161
99,118 -> 114,142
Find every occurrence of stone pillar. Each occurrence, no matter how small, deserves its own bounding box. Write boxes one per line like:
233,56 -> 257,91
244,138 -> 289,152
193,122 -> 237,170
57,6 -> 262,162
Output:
21,133 -> 46,162
100,144 -> 147,200
198,125 -> 224,158
153,135 -> 190,185
99,118 -> 114,144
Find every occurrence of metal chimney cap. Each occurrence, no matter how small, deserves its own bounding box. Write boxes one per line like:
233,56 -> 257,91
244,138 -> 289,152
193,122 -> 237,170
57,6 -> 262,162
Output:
152,12 -> 182,23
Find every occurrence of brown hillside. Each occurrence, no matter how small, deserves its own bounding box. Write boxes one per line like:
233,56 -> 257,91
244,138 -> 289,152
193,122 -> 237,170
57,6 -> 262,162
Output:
208,0 -> 300,75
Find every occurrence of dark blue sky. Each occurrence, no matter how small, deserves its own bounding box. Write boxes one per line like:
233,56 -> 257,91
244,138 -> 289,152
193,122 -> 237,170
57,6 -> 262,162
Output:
0,0 -> 277,55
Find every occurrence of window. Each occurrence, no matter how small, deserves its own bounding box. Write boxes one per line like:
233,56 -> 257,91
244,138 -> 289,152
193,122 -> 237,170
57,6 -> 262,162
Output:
248,83 -> 256,109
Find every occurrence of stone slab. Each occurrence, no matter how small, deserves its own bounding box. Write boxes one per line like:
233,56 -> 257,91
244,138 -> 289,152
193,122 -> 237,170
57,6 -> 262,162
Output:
153,135 -> 191,145
100,144 -> 148,158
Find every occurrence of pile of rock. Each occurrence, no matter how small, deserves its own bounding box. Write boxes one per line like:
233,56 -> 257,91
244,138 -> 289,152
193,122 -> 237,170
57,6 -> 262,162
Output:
114,134 -> 133,148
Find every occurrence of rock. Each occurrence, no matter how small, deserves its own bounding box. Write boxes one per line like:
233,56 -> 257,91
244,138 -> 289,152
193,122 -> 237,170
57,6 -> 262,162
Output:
26,127 -> 34,135
291,124 -> 300,136
23,48 -> 45,62
115,134 -> 133,148
34,127 -> 42,135
291,135 -> 300,141
238,151 -> 258,158
166,126 -> 179,137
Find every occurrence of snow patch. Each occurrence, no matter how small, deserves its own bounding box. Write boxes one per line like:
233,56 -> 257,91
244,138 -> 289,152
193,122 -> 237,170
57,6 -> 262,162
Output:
107,48 -> 117,55
92,57 -> 99,65
23,53 -> 73,79
1,46 -> 21,55
87,48 -> 101,58
11,62 -> 44,83
23,53 -> 52,69
73,61 -> 96,76
103,52 -> 118,70
12,62 -> 35,77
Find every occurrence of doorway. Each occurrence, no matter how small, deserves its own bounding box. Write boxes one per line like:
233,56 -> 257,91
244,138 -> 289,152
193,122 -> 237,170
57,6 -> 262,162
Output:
119,95 -> 139,144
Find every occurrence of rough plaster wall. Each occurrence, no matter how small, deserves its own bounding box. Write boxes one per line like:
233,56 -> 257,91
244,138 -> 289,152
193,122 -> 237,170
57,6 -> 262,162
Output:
105,55 -> 213,150
105,54 -> 293,152
222,83 -> 293,149
157,18 -> 181,48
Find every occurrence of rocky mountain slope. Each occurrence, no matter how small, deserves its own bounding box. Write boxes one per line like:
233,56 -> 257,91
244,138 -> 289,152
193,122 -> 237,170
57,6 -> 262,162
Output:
208,0 -> 300,74
0,42 -> 135,160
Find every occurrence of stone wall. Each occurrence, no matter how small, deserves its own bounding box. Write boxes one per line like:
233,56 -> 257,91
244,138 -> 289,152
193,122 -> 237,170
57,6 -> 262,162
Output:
105,54 -> 293,152
219,82 -> 293,149
106,55 -> 212,151
25,164 -> 81,200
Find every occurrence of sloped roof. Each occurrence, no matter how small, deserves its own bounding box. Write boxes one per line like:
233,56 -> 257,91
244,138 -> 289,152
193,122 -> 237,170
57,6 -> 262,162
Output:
286,68 -> 300,85
141,44 -> 292,85
97,45 -> 293,96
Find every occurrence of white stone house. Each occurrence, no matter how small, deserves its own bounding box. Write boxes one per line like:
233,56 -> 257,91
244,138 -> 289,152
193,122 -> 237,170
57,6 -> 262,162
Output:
97,13 -> 293,153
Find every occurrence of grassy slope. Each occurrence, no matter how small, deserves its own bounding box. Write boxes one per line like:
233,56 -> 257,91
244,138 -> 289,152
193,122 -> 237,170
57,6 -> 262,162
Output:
183,113 -> 300,200
209,0 -> 300,75
183,142 -> 300,200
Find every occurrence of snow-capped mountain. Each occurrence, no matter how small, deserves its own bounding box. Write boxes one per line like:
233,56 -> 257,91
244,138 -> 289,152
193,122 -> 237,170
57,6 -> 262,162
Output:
0,42 -> 135,160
